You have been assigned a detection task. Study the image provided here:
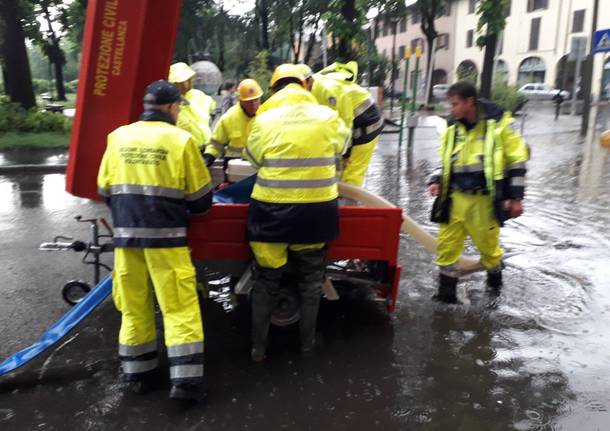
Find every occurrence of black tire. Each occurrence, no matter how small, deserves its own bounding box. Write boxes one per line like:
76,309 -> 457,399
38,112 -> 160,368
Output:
62,280 -> 91,306
270,288 -> 301,327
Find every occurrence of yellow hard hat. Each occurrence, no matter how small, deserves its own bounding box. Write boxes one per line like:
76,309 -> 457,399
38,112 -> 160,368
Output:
296,64 -> 313,80
238,79 -> 263,101
168,62 -> 196,84
270,64 -> 305,88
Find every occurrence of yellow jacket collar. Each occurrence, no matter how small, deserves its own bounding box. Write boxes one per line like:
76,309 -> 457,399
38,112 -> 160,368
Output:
258,84 -> 317,114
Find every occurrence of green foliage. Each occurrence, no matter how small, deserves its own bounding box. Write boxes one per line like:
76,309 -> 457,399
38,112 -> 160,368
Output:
32,79 -> 52,94
457,66 -> 478,84
0,132 -> 70,150
247,51 -> 273,100
358,50 -> 391,87
65,80 -> 79,94
476,0 -> 508,46
0,96 -> 72,134
491,79 -> 527,113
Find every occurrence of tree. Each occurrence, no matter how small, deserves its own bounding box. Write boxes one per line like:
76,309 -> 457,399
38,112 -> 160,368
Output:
476,0 -> 508,99
413,0 -> 451,103
0,0 -> 36,108
325,0 -> 367,61
24,0 -> 70,101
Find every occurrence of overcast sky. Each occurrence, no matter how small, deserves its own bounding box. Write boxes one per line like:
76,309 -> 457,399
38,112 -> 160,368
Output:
223,0 -> 255,16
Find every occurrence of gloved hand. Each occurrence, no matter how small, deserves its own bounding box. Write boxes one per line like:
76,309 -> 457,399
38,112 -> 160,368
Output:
203,154 -> 215,167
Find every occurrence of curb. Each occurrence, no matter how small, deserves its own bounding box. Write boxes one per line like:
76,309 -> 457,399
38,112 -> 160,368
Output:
0,164 -> 67,174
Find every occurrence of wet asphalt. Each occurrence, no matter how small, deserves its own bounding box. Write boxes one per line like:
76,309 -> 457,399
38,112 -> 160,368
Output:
0,103 -> 609,430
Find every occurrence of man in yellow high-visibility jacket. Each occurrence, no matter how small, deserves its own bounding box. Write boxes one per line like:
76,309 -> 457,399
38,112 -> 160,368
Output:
169,62 -> 214,149
203,78 -> 263,167
298,62 -> 383,187
97,80 -> 213,401
428,81 -> 529,303
244,64 -> 351,361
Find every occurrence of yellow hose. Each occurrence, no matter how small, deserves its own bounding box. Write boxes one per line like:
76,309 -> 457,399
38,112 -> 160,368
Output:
338,182 -> 484,274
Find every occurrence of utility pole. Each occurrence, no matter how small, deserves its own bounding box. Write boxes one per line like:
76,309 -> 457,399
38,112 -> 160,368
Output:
580,0 -> 600,136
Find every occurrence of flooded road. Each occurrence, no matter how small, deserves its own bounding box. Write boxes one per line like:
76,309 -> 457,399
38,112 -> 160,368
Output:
0,104 -> 609,430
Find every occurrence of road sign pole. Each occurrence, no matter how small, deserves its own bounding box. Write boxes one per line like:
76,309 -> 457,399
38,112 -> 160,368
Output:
398,48 -> 412,148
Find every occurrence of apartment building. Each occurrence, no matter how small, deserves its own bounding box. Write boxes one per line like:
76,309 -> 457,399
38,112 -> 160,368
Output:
374,0 -> 610,99
374,2 -> 457,94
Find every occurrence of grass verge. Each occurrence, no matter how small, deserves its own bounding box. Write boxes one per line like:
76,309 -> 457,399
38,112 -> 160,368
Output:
0,132 -> 70,151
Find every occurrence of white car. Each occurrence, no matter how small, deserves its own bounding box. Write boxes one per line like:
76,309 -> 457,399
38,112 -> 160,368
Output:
432,84 -> 449,100
518,83 -> 570,100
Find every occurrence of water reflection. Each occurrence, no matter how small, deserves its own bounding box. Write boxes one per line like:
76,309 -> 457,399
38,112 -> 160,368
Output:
0,173 -> 82,211
0,149 -> 68,166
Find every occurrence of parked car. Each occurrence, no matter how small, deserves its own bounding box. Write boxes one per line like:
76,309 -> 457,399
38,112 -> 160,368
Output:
518,83 -> 570,101
432,84 -> 449,100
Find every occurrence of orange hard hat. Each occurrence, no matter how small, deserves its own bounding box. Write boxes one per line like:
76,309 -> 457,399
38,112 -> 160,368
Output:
237,79 -> 263,101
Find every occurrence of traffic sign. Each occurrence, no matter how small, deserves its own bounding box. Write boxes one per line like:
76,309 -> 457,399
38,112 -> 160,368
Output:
593,29 -> 610,54
569,36 -> 588,61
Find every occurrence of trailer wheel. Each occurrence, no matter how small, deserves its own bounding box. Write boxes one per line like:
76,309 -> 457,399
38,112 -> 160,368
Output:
62,280 -> 91,306
270,288 -> 300,327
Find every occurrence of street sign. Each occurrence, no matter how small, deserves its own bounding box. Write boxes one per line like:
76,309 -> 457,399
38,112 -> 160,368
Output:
569,36 -> 588,61
593,29 -> 610,54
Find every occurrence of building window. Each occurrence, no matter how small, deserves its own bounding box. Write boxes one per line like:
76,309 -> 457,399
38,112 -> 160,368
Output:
572,10 -> 585,33
399,45 -> 406,59
437,34 -> 449,50
529,17 -> 541,50
468,0 -> 477,14
527,0 -> 548,12
399,18 -> 407,33
411,9 -> 421,24
466,30 -> 474,48
411,38 -> 424,54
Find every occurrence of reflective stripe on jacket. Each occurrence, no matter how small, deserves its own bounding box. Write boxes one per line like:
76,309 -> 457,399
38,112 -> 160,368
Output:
244,84 -> 351,243
205,104 -> 254,158
97,111 -> 213,247
245,84 -> 351,204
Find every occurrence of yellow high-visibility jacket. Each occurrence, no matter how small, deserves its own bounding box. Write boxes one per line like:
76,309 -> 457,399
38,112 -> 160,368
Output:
312,61 -> 383,146
429,100 -> 529,225
244,83 -> 351,243
186,88 -> 216,126
176,103 -> 211,149
97,110 -> 214,248
205,104 -> 255,159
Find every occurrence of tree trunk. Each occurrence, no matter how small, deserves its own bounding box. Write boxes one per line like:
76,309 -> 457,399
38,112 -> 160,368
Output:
337,0 -> 357,61
256,0 -> 270,51
53,60 -> 67,101
42,4 -> 67,101
479,33 -> 497,99
0,0 -> 36,109
217,9 -> 225,71
303,19 -> 319,65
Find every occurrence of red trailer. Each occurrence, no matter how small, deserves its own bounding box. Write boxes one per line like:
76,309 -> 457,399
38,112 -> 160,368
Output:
64,0 -> 404,315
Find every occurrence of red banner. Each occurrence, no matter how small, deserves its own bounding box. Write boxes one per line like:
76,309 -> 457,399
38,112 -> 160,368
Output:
66,0 -> 183,200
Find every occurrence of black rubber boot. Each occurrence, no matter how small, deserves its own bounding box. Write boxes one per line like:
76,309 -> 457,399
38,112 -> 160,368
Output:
432,273 -> 458,304
487,270 -> 503,289
169,383 -> 206,402
250,263 -> 284,361
291,247 -> 326,353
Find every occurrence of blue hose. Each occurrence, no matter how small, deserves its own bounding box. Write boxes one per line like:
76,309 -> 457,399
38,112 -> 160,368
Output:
0,275 -> 113,377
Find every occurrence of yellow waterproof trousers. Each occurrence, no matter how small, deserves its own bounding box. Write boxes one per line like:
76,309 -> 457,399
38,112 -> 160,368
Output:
250,242 -> 326,269
435,191 -> 503,272
113,247 -> 205,383
341,137 -> 378,187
